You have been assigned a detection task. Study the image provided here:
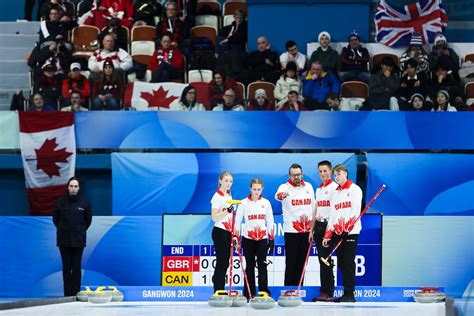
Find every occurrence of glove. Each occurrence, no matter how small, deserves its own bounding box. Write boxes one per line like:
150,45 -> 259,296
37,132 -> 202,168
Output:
267,239 -> 274,254
227,205 -> 234,213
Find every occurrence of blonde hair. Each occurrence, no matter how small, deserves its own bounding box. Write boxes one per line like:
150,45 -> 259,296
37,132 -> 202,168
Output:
249,178 -> 264,188
218,171 -> 233,193
332,164 -> 348,175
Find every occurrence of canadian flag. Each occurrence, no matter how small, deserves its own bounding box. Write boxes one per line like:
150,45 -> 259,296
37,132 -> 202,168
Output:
123,82 -> 187,111
19,112 -> 76,215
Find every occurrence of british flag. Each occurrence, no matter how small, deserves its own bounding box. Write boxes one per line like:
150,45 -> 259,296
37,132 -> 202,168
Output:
375,0 -> 448,47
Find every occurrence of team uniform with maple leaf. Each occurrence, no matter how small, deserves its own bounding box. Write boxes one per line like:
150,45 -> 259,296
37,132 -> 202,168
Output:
324,180 -> 363,301
275,179 -> 315,285
234,194 -> 274,298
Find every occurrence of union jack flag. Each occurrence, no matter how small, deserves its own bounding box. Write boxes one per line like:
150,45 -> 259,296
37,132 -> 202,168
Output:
375,0 -> 448,47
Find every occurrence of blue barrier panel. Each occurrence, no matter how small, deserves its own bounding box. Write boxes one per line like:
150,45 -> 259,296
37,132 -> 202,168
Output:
367,153 -> 474,216
111,152 -> 357,215
75,112 -> 474,150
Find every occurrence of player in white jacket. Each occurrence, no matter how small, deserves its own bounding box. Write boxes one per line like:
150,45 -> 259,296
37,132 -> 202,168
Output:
275,163 -> 315,286
210,171 -> 235,293
235,179 -> 274,299
308,160 -> 338,302
323,164 -> 362,303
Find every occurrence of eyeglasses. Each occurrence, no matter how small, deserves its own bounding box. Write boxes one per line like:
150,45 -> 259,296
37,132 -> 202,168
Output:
290,173 -> 302,177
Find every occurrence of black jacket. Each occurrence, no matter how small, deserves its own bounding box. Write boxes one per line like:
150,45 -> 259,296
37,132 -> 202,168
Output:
53,195 -> 92,247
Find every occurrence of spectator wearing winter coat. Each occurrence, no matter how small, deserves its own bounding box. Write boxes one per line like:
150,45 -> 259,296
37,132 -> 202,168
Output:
150,33 -> 185,82
302,61 -> 340,110
309,31 -> 339,74
91,60 -> 123,110
428,34 -> 460,73
274,62 -> 302,106
246,36 -> 280,84
368,57 -> 400,110
171,85 -> 206,111
208,70 -> 243,107
339,30 -> 370,83
247,89 -> 275,111
61,62 -> 90,107
399,32 -> 430,76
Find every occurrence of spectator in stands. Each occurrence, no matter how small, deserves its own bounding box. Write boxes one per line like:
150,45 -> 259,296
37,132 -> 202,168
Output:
34,61 -> 62,106
432,90 -> 456,112
25,0 -> 46,21
428,34 -> 459,73
368,57 -> 399,110
156,1 -> 185,47
309,31 -> 339,75
277,90 -> 306,111
406,93 -> 432,111
27,92 -> 56,112
61,91 -> 89,112
134,0 -> 163,26
431,59 -> 464,108
39,0 -> 74,21
302,61 -> 340,110
399,32 -> 429,76
88,34 -> 133,81
326,93 -> 342,111
218,10 -> 248,54
399,59 -> 430,110
172,86 -> 206,111
91,60 -> 123,110
208,70 -> 242,107
274,62 -> 301,107
246,36 -> 280,84
99,18 -> 129,51
280,40 -> 306,73
82,0 -> 134,30
34,36 -> 73,79
150,33 -> 185,82
61,63 -> 90,107
213,88 -> 244,111
39,7 -> 77,47
339,30 -> 370,83
247,89 -> 274,111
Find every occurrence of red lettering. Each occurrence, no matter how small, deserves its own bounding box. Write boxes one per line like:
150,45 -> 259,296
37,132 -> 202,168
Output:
292,199 -> 311,206
335,201 -> 352,210
318,200 -> 330,207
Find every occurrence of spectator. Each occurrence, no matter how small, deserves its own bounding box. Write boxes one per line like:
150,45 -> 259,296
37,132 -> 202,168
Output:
339,30 -> 370,83
61,62 -> 90,107
432,90 -> 456,112
309,31 -> 339,74
34,36 -> 73,79
277,90 -> 307,111
134,0 -> 163,26
61,91 -> 89,112
399,58 -> 430,110
155,1 -> 185,47
368,57 -> 399,110
98,18 -> 129,51
208,70 -> 243,107
34,60 -> 62,106
430,59 -> 464,107
302,61 -> 340,110
274,62 -> 302,107
38,7 -> 76,47
247,89 -> 274,111
407,93 -> 432,111
428,34 -> 460,73
82,0 -> 134,30
326,93 -> 342,111
150,33 -> 185,82
280,40 -> 306,72
399,32 -> 430,76
246,36 -> 280,84
88,34 -> 133,81
91,60 -> 123,110
218,10 -> 247,53
212,88 -> 244,111
172,86 -> 206,111
39,0 -> 74,21
27,92 -> 56,112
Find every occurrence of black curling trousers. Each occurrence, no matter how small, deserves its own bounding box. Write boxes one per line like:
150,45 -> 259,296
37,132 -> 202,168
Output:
284,232 -> 310,286
212,226 -> 232,292
59,247 -> 84,297
335,234 -> 359,296
242,237 -> 269,298
314,221 -> 335,296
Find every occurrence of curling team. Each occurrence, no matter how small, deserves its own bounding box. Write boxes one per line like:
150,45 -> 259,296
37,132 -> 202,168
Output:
210,161 -> 363,303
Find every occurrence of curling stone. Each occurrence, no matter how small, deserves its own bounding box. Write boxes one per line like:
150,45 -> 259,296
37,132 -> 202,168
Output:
250,291 -> 275,310
414,287 -> 446,303
76,286 -> 92,302
208,290 -> 233,307
278,290 -> 303,307
107,286 -> 125,302
228,290 -> 247,307
88,286 -> 113,304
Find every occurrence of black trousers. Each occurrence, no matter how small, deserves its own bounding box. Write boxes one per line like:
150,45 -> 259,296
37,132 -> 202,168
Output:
335,234 -> 359,296
59,247 -> 84,297
242,237 -> 269,298
212,227 -> 231,292
24,0 -> 46,21
284,232 -> 309,286
151,63 -> 182,83
314,221 -> 335,296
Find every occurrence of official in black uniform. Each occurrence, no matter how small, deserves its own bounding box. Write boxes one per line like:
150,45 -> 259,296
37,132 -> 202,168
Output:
53,177 -> 92,297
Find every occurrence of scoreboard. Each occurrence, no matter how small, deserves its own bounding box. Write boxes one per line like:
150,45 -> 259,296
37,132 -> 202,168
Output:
161,214 -> 382,287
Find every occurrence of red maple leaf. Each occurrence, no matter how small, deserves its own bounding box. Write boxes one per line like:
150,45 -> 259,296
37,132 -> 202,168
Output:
222,218 -> 233,232
247,227 -> 267,241
33,138 -> 73,178
344,216 -> 357,233
140,86 -> 178,109
333,217 -> 346,235
268,227 -> 275,240
292,214 -> 312,233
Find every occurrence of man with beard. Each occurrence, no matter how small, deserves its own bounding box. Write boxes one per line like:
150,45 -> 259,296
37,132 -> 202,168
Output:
53,177 -> 92,297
